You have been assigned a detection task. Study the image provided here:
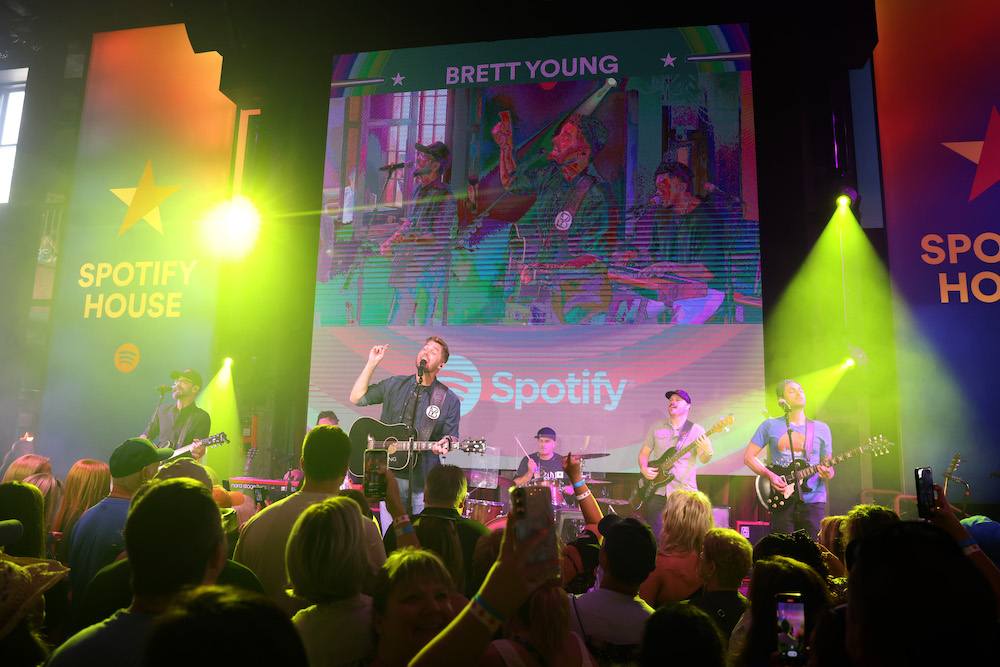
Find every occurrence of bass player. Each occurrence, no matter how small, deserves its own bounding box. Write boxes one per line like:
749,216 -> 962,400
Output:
638,389 -> 713,539
744,379 -> 834,537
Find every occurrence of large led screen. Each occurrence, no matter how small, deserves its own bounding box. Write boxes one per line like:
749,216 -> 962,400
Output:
310,25 -> 764,475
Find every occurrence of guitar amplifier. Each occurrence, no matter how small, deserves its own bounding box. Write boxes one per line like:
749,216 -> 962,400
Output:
555,509 -> 588,544
736,520 -> 771,546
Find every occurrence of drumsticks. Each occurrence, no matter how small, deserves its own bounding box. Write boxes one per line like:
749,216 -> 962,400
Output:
514,435 -> 539,481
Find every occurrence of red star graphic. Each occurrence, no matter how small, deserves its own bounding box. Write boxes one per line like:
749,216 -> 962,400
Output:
942,106 -> 1000,201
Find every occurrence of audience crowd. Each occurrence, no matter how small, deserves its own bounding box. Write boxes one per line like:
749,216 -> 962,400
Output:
1,427 -> 998,667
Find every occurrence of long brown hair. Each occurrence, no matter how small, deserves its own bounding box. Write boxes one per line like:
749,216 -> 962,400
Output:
52,459 -> 111,536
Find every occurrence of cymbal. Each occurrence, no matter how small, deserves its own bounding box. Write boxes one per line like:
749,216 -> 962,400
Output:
584,479 -> 612,485
573,452 -> 610,460
598,498 -> 632,506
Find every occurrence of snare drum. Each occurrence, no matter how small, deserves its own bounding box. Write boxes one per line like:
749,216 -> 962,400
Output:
465,499 -> 505,525
527,479 -> 568,508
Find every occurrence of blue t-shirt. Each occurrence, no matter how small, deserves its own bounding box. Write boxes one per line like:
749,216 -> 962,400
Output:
751,418 -> 833,503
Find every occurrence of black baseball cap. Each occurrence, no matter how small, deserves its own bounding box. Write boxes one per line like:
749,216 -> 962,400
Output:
415,141 -> 450,164
665,389 -> 691,404
109,438 -> 174,478
598,515 -> 657,584
535,427 -> 557,439
170,369 -> 203,388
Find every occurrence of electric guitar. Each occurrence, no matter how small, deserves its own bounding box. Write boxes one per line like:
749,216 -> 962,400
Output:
165,432 -> 230,460
630,415 -> 734,510
347,417 -> 486,477
754,435 -> 893,511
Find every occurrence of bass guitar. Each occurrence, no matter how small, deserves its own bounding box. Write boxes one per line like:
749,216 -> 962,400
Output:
755,435 -> 893,511
165,432 -> 230,460
630,415 -> 734,511
348,417 -> 486,477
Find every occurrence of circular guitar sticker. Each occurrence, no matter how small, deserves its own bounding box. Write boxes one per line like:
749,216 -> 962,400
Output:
554,210 -> 573,230
425,405 -> 441,419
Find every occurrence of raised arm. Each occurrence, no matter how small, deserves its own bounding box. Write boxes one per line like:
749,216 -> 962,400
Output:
492,114 -> 517,190
349,344 -> 388,404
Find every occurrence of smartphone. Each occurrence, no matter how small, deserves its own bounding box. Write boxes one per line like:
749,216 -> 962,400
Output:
775,592 -> 807,666
915,467 -> 935,519
363,449 -> 388,501
510,485 -> 561,581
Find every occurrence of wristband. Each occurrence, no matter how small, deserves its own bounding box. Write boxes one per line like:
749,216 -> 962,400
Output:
963,544 -> 982,556
572,479 -> 586,489
470,594 -> 506,633
394,514 -> 411,526
576,490 -> 592,501
957,536 -> 977,549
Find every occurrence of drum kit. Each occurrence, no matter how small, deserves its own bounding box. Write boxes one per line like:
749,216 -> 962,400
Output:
462,452 -> 630,527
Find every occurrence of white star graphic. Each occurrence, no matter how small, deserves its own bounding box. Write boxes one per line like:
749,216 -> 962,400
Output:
661,54 -> 677,67
392,72 -> 405,86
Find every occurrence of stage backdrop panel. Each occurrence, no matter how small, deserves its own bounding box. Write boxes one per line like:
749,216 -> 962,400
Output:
309,326 -> 764,474
311,24 -> 764,478
875,0 -> 1000,502
39,25 -> 236,475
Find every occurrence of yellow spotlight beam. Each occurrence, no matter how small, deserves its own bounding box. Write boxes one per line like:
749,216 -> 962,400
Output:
195,358 -> 240,480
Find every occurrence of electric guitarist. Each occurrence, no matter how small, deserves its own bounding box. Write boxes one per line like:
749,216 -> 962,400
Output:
349,337 -> 458,516
743,379 -> 834,537
143,368 -> 211,461
638,389 -> 713,539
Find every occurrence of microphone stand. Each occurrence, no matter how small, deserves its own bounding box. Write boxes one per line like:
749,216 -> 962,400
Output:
405,363 -> 426,513
784,407 -> 804,503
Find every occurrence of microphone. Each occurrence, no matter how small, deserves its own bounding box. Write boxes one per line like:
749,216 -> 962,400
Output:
778,399 -> 791,413
155,384 -> 171,393
379,162 -> 411,172
417,358 -> 427,380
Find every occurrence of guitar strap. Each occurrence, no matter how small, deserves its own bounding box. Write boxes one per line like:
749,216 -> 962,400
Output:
805,419 -> 815,462
679,419 -> 695,445
417,382 -> 449,442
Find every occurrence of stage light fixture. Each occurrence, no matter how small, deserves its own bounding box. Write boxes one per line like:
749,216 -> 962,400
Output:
845,345 -> 870,371
224,357 -> 233,367
201,195 -> 261,259
835,186 -> 858,210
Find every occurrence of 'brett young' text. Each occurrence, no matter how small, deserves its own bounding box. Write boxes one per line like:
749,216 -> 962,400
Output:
445,55 -> 619,85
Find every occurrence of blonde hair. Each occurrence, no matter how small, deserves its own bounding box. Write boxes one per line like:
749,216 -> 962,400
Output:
3,454 -> 51,483
515,581 -> 570,658
22,473 -> 63,532
702,528 -> 752,589
659,489 -> 714,552
286,496 -> 368,603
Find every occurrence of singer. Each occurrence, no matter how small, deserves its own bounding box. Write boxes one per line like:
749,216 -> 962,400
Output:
743,379 -> 834,537
349,337 -> 459,514
142,368 -> 211,459
491,112 -> 615,324
379,141 -> 457,326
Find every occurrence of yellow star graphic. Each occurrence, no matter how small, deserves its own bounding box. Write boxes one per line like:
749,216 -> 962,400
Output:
110,160 -> 181,236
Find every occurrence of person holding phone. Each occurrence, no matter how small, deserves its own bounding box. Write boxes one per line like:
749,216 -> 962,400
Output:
743,379 -> 834,538
349,337 -> 459,516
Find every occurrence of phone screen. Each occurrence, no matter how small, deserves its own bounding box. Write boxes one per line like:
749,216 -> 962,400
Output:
776,593 -> 807,665
915,467 -> 935,519
363,449 -> 388,500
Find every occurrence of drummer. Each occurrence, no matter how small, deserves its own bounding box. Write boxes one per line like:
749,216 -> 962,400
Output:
513,427 -> 576,507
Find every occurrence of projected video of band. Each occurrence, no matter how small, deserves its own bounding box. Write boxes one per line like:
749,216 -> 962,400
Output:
311,25 -> 765,474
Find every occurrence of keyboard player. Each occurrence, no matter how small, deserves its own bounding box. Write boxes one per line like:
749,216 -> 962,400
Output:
621,161 -> 729,324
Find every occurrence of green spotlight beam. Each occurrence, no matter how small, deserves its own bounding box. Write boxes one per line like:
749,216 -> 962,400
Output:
195,361 -> 241,480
